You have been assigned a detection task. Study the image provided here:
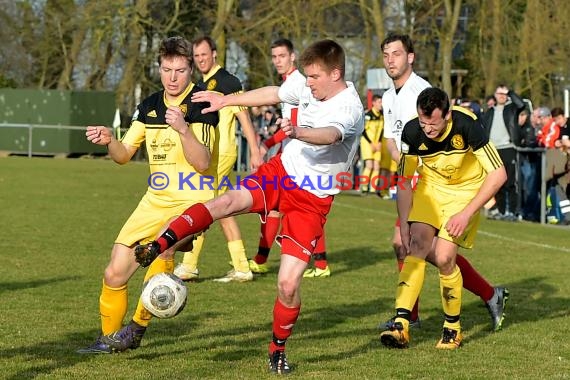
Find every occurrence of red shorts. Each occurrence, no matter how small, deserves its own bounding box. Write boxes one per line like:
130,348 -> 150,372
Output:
241,154 -> 333,262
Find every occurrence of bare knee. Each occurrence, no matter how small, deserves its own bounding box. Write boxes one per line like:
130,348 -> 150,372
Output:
277,278 -> 298,304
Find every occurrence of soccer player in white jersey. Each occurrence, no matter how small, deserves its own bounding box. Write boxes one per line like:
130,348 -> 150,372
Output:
379,33 -> 509,333
133,39 -> 364,374
249,38 -> 331,278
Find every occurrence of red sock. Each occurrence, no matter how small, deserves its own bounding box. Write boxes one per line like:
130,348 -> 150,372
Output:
456,254 -> 494,302
157,203 -> 213,252
313,235 -> 328,269
398,259 -> 420,321
269,298 -> 300,353
256,214 -> 280,264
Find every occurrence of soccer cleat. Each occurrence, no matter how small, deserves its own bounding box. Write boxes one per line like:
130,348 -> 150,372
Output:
302,265 -> 331,278
435,327 -> 462,350
173,263 -> 200,281
213,269 -> 254,283
76,336 -> 114,354
379,321 -> 410,348
486,286 -> 510,331
248,259 -> 269,274
268,350 -> 291,374
99,321 -> 147,353
378,316 -> 421,330
134,241 -> 161,267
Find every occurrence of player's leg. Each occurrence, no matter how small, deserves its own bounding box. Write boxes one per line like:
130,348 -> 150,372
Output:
379,222 -> 420,328
251,209 -> 281,274
432,238 -> 463,350
455,254 -> 509,331
302,230 -> 331,278
268,182 -> 331,374
214,215 -> 254,282
380,222 -> 434,349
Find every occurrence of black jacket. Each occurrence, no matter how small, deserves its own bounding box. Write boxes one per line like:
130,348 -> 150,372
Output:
481,90 -> 526,147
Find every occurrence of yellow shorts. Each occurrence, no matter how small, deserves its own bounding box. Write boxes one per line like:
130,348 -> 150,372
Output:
115,194 -> 207,247
217,154 -> 237,195
380,138 -> 397,171
360,141 -> 381,162
408,183 -> 480,249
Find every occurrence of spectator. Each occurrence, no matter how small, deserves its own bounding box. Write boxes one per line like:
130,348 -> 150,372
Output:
518,107 -> 541,222
482,84 -> 526,221
537,107 -> 560,148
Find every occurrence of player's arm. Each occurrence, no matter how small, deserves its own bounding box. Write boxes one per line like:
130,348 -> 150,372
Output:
86,125 -> 137,164
167,106 -> 211,172
386,138 -> 400,163
396,151 -> 419,254
281,118 -> 341,145
235,109 -> 264,171
191,87 -> 281,112
445,143 -> 507,238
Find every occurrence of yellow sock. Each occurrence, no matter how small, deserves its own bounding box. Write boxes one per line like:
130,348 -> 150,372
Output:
132,257 -> 174,327
99,279 -> 128,335
395,256 -> 426,329
228,240 -> 249,273
440,265 -> 463,332
180,234 -> 205,270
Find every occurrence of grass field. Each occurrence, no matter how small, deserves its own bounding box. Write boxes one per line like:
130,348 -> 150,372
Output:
1,156 -> 569,379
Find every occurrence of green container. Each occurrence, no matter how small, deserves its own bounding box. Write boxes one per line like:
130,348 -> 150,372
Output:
0,89 -> 115,156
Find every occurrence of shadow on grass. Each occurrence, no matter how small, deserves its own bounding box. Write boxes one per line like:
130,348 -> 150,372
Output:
0,275 -> 81,294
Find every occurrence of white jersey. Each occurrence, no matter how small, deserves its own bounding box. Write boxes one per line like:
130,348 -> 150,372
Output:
281,69 -> 305,122
279,80 -> 364,197
280,69 -> 306,151
382,72 -> 431,151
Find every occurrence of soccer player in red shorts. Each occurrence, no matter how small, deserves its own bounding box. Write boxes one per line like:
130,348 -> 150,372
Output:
250,38 -> 331,278
134,39 -> 364,374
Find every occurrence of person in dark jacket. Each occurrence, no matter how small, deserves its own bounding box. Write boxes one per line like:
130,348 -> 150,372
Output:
481,84 -> 526,221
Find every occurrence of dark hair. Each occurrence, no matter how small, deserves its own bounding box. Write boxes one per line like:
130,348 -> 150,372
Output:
380,33 -> 415,54
551,107 -> 564,118
372,94 -> 382,101
417,87 -> 450,117
158,36 -> 193,68
299,39 -> 345,77
192,35 -> 217,51
271,38 -> 294,53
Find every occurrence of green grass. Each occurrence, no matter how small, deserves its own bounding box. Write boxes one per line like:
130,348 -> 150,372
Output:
1,156 -> 569,379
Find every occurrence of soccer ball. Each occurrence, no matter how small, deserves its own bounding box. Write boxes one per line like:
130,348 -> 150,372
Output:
140,272 -> 187,319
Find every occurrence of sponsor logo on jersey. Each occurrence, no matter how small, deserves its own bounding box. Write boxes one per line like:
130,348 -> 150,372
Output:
418,143 -> 428,150
206,79 -> 217,91
401,142 -> 409,154
161,138 -> 175,151
451,134 -> 465,149
147,110 -> 157,117
149,139 -> 159,151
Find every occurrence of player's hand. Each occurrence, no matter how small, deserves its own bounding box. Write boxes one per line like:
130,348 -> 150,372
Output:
249,150 -> 264,172
86,126 -> 112,146
372,142 -> 381,153
399,223 -> 411,255
191,91 -> 224,113
166,106 -> 188,134
444,211 -> 470,239
280,118 -> 296,139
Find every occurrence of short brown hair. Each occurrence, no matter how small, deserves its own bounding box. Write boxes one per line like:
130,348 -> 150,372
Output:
158,36 -> 193,68
299,39 -> 345,77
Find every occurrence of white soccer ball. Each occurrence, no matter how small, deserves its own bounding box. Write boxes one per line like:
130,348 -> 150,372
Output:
140,272 -> 187,319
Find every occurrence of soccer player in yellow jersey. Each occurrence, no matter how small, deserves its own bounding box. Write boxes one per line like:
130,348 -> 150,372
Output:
380,87 -> 507,350
173,35 -> 263,283
360,94 -> 383,194
77,36 -> 218,354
